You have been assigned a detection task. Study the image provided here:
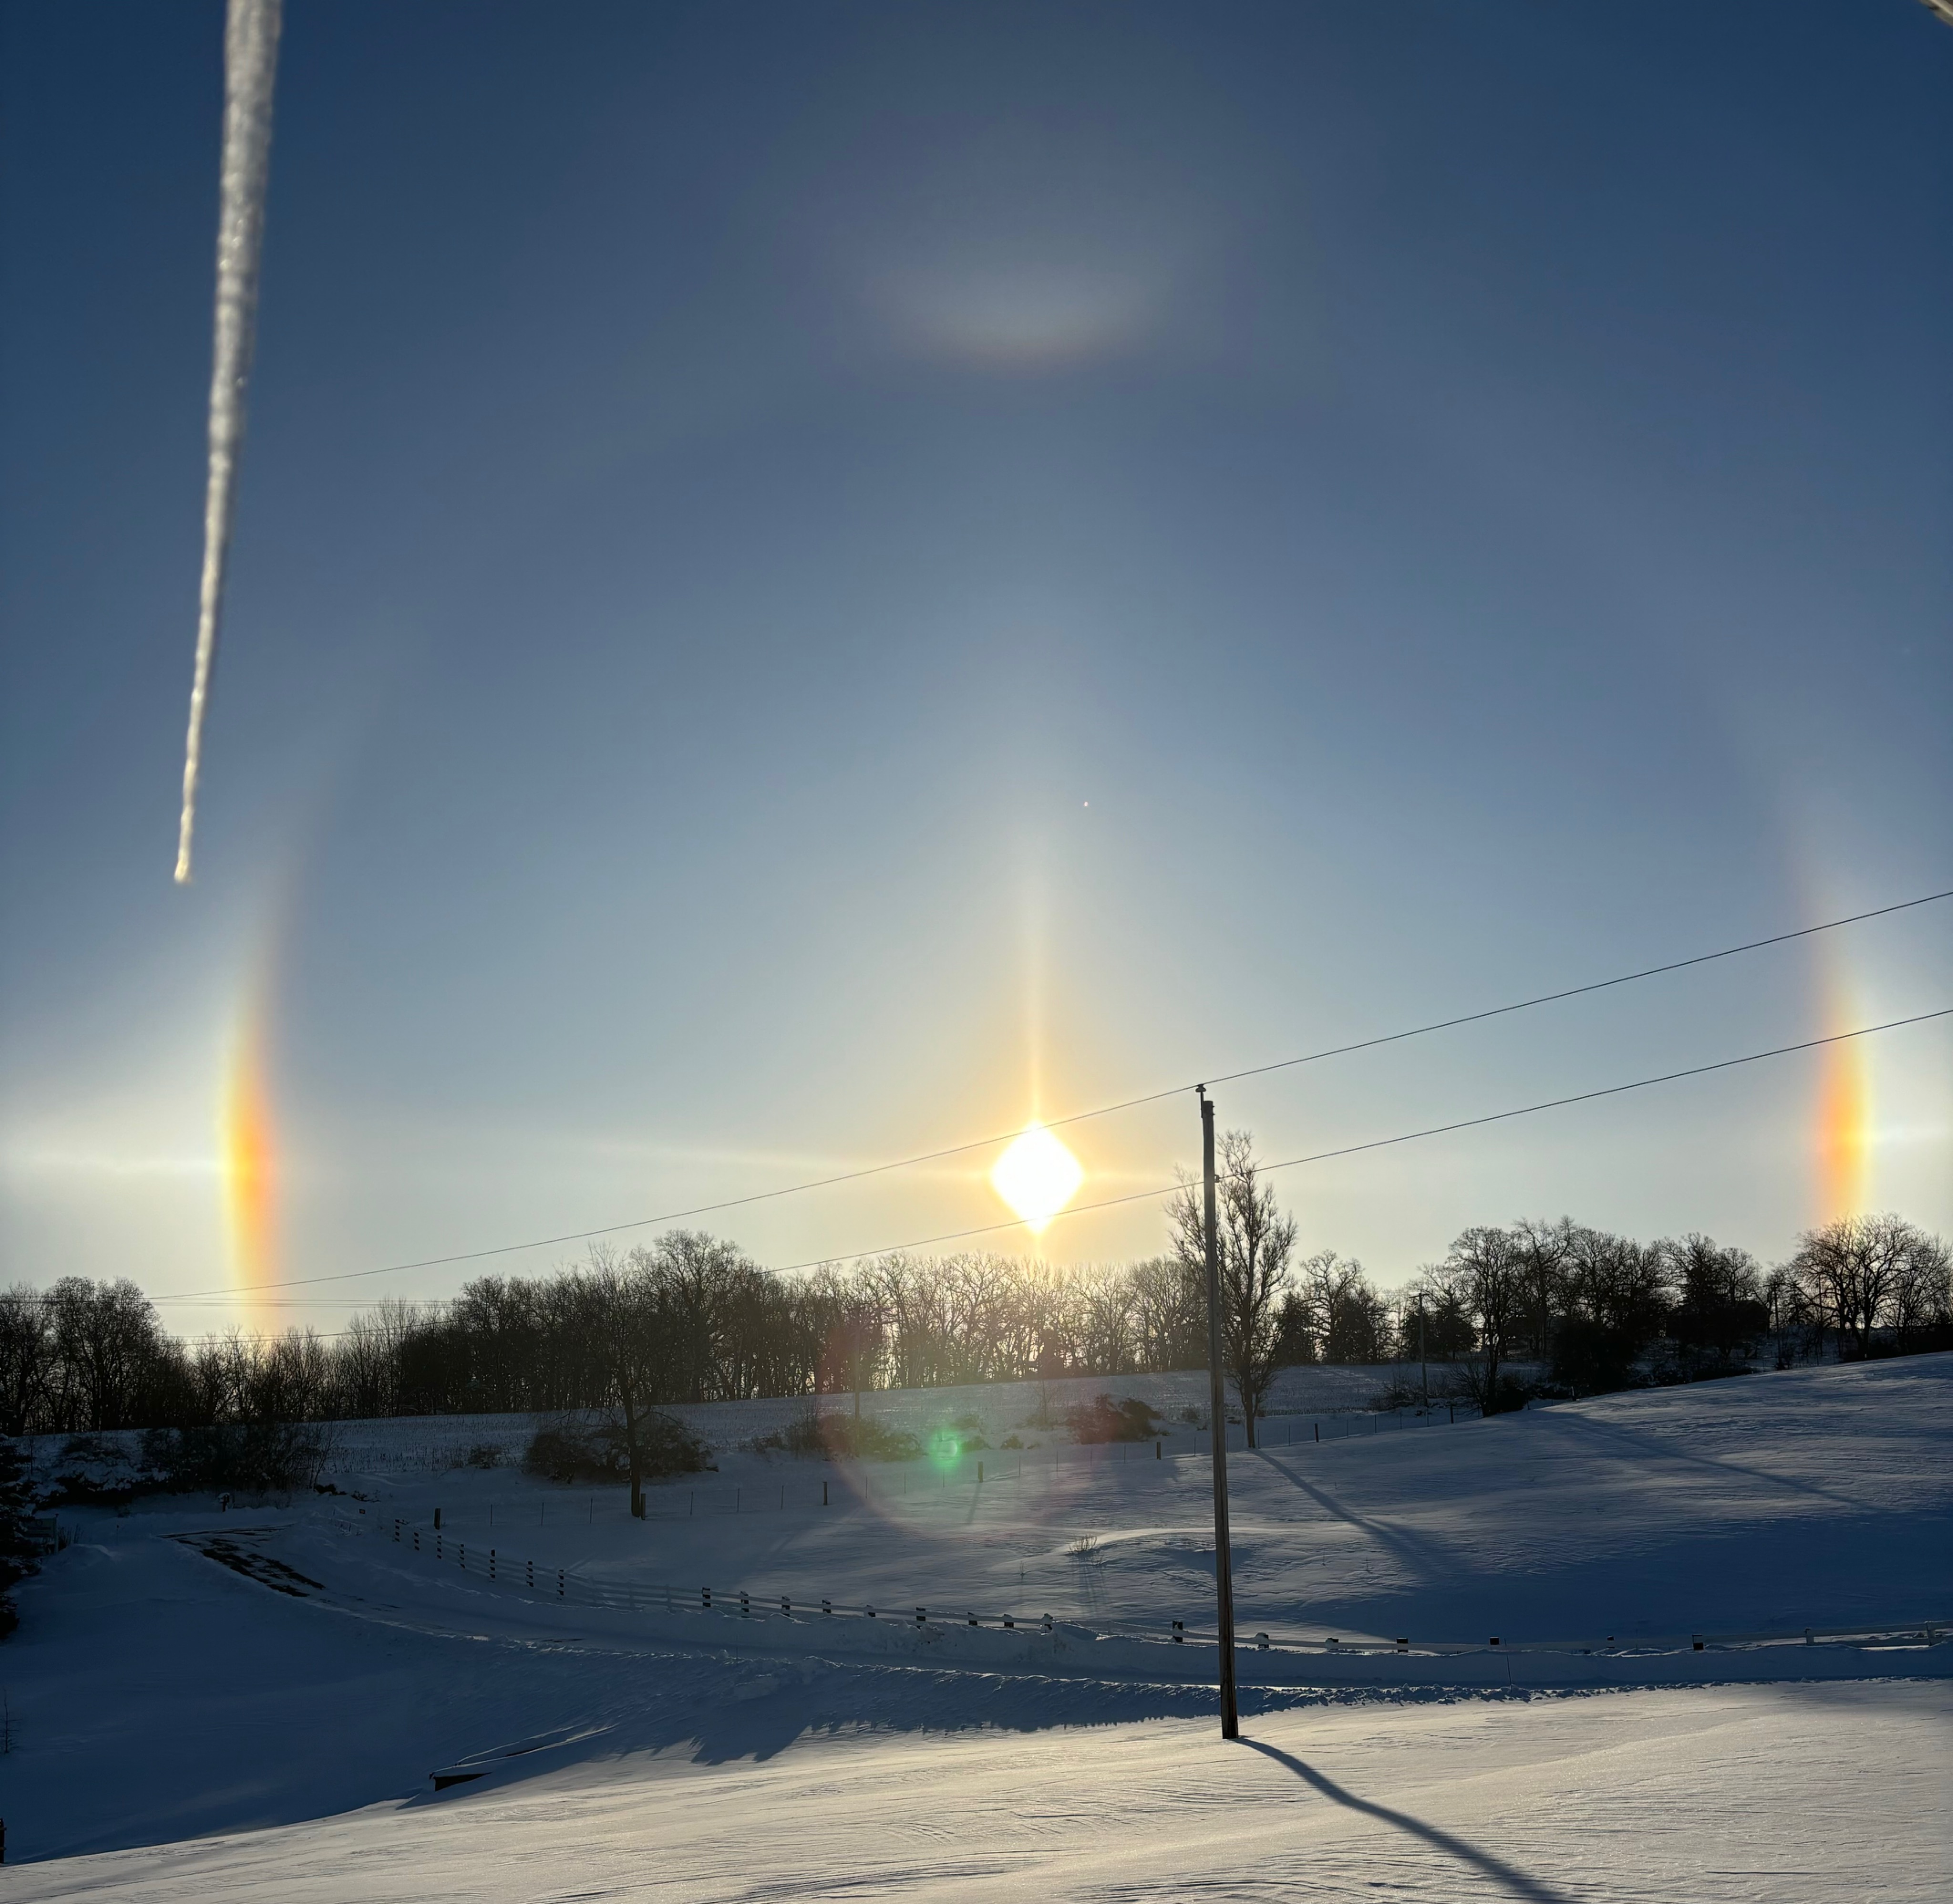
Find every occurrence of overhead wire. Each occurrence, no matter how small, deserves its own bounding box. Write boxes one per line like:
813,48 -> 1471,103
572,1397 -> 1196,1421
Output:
107,1002 -> 1952,1313
132,885 -> 1953,1303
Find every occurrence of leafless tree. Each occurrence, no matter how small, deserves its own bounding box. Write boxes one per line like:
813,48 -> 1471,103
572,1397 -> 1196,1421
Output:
0,1287 -> 54,1437
1168,1130 -> 1296,1445
1438,1226 -> 1529,1410
1513,1217 -> 1574,1361
576,1245 -> 662,1518
1790,1214 -> 1922,1357
46,1278 -> 167,1431
1888,1231 -> 1953,1344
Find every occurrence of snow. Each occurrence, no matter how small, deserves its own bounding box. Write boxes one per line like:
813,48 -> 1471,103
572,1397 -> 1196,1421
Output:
9,1682 -> 1948,1903
4,1356 -> 1949,1898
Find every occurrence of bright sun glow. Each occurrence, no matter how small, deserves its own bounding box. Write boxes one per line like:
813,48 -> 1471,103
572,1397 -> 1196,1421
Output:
989,1122 -> 1083,1235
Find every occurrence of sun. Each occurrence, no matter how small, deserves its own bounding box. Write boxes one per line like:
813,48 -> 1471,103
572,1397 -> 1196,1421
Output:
990,1122 -> 1084,1235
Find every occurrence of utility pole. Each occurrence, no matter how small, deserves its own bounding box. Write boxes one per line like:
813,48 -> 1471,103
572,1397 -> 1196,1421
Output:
1199,1087 -> 1239,1740
1418,1296 -> 1429,1409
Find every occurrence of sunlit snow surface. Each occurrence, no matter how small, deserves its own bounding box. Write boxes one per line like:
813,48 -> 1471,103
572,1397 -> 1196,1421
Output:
5,1357 -> 1949,1897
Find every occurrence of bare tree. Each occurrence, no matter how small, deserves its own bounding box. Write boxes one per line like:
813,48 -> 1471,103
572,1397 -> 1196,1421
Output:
1790,1214 -> 1921,1358
1438,1226 -> 1529,1410
577,1245 -> 661,1519
1295,1251 -> 1389,1364
1169,1130 -> 1295,1446
0,1287 -> 54,1437
1888,1231 -> 1952,1345
1513,1217 -> 1574,1362
46,1278 -> 168,1431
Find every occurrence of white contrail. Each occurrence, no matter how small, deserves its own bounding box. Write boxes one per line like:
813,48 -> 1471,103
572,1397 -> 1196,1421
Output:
175,0 -> 283,885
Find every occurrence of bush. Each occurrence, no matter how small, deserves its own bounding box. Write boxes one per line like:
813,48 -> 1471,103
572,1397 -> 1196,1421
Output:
1549,1319 -> 1645,1398
751,1410 -> 922,1462
465,1443 -> 503,1470
141,1422 -> 337,1495
44,1433 -> 150,1505
1486,1373 -> 1535,1415
523,1412 -> 710,1484
1065,1394 -> 1161,1443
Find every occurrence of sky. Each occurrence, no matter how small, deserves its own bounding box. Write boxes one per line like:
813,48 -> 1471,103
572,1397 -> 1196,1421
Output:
2,0 -> 1949,1340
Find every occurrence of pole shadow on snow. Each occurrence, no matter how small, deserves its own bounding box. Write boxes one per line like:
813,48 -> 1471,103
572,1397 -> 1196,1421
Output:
1239,1737 -> 1576,1904
1537,1412 -> 1860,1510
1253,1450 -> 1455,1587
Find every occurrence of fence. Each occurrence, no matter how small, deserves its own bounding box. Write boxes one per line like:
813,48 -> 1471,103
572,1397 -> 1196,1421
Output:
330,1510 -> 1946,1666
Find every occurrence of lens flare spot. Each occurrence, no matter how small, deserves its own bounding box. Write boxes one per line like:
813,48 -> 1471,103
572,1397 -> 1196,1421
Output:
990,1123 -> 1083,1235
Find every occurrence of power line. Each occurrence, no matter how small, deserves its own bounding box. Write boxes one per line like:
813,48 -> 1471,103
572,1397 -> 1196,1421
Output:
139,885 -> 1953,1304
751,1008 -> 1950,1274
106,1003 -> 1946,1312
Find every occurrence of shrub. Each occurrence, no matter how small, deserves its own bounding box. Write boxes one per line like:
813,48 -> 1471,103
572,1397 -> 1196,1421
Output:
45,1433 -> 150,1506
465,1443 -> 503,1470
751,1410 -> 922,1462
523,1413 -> 710,1484
1549,1319 -> 1645,1398
141,1422 -> 337,1495
1065,1394 -> 1161,1443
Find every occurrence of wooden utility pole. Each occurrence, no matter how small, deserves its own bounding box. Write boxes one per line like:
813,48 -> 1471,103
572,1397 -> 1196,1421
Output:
1200,1087 -> 1240,1739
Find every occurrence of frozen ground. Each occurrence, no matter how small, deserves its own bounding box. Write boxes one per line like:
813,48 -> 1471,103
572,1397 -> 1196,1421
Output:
3,1355 -> 1948,1896
10,1682 -> 1949,1904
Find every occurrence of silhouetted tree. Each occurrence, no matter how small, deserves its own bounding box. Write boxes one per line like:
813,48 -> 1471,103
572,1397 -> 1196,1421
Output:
1169,1131 -> 1295,1445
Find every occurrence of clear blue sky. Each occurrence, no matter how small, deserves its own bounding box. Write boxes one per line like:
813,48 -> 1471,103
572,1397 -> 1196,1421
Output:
2,1 -> 1948,1335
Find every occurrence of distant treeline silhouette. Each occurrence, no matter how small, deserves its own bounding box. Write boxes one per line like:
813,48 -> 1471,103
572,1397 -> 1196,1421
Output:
2,1137 -> 1946,1439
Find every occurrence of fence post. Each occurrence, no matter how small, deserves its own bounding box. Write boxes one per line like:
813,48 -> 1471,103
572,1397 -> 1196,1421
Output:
1172,1620 -> 1184,1644
557,1569 -> 564,1599
703,1587 -> 712,1610
915,1606 -> 926,1626
823,1480 -> 828,1507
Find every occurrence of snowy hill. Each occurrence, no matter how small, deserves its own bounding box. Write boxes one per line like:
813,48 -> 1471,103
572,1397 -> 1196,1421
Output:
2,1354 -> 1947,1894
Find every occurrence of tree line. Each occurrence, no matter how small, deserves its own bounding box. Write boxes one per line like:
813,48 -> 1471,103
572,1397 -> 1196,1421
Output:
3,1133 -> 1946,1448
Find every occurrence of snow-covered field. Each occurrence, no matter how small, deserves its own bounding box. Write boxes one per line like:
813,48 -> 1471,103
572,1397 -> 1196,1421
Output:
4,1356 -> 1949,1898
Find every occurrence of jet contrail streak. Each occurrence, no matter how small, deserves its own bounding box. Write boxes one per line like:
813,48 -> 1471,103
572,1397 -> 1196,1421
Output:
175,0 -> 283,885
